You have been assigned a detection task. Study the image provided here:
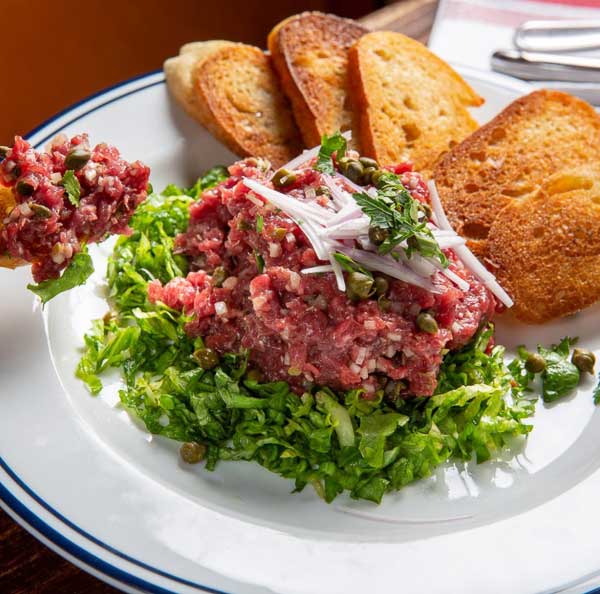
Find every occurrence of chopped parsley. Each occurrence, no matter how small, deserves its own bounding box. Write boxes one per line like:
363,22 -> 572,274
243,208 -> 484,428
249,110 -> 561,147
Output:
354,172 -> 448,266
314,132 -> 347,175
62,170 -> 81,206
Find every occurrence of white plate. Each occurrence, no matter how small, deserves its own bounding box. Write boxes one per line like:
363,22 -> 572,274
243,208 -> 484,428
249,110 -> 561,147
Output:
2,67 -> 600,594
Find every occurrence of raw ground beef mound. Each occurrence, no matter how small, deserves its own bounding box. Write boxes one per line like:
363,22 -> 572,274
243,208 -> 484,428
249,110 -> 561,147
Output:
149,158 -> 497,397
0,134 -> 149,282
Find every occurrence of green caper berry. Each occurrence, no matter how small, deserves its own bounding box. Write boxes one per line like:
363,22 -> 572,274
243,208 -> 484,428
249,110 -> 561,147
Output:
362,166 -> 378,185
416,312 -> 438,334
272,227 -> 287,240
345,161 -> 364,184
572,348 -> 596,374
31,203 -> 53,219
64,147 -> 92,171
315,185 -> 330,196
211,266 -> 227,288
377,295 -> 391,311
193,347 -> 219,370
246,368 -> 263,383
359,156 -> 378,169
524,352 -> 546,374
371,169 -> 385,187
272,168 -> 297,188
384,379 -> 407,399
373,276 -> 389,296
180,442 -> 207,464
346,271 -> 374,301
368,225 -> 389,246
16,180 -> 35,196
0,145 -> 10,158
337,156 -> 351,172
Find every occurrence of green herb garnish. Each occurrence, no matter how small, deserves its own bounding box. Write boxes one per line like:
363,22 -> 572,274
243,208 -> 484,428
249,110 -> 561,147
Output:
315,132 -> 347,175
62,170 -> 81,206
28,248 -> 94,304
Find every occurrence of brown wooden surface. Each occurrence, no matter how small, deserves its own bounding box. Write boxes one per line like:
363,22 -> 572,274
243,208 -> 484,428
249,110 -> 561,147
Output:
0,1 -> 437,592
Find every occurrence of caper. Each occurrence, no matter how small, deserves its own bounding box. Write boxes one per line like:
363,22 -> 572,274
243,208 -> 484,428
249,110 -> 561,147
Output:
193,347 -> 219,369
315,185 -> 330,196
345,161 -> 364,184
272,168 -> 297,188
0,145 -> 10,158
525,352 -> 546,374
572,348 -> 596,374
211,266 -> 227,287
237,219 -> 251,231
346,271 -> 374,301
377,295 -> 391,311
287,366 -> 302,376
362,166 -> 378,185
12,166 -> 21,178
337,156 -> 351,172
371,169 -> 385,187
384,379 -> 407,399
180,441 -> 207,464
272,227 -> 287,240
246,368 -> 263,383
64,147 -> 91,171
368,225 -> 389,246
31,203 -> 53,219
373,276 -> 389,296
16,179 -> 35,196
416,312 -> 438,334
359,156 -> 378,169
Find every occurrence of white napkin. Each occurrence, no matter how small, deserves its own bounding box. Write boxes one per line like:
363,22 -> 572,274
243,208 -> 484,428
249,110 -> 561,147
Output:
428,0 -> 600,103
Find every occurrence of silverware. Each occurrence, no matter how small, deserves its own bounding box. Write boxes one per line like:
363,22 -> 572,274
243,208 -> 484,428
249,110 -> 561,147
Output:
514,20 -> 600,53
491,49 -> 600,83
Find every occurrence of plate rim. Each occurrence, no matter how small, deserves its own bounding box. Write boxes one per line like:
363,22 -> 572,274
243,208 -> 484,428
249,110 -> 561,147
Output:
3,67 -> 600,594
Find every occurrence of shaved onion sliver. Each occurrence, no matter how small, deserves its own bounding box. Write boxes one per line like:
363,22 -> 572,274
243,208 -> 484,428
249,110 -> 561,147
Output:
436,236 -> 466,249
328,203 -> 364,225
337,245 -> 439,293
301,265 -> 334,274
320,217 -> 370,239
328,253 -> 346,292
279,131 -> 352,173
440,268 -> 470,292
398,251 -> 437,277
243,179 -> 335,223
322,174 -> 353,209
427,180 -> 514,307
299,219 -> 329,261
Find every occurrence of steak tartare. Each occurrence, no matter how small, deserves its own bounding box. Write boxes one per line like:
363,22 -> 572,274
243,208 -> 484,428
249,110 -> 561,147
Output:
149,152 -> 499,397
0,134 -> 150,282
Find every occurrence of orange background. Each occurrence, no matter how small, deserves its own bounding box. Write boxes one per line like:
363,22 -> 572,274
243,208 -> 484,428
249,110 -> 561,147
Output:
1,0 -> 378,141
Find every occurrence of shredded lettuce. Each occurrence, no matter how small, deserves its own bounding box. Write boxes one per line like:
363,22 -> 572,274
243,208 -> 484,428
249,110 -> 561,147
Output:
28,249 -> 94,304
77,170 -> 537,504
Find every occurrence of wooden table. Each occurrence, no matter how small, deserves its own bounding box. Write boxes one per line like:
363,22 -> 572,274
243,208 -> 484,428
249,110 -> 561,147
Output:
0,1 -> 437,592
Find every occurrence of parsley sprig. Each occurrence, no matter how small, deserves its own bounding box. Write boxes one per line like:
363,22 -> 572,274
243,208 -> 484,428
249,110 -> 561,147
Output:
353,172 -> 448,267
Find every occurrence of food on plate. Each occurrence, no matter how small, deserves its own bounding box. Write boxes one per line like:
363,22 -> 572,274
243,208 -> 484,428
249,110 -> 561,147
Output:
348,31 -> 483,174
0,135 -> 150,300
148,147 -> 499,397
487,168 -> 600,323
268,12 -> 367,147
167,43 -> 303,167
434,90 -> 600,258
163,40 -> 237,121
79,134 -> 600,504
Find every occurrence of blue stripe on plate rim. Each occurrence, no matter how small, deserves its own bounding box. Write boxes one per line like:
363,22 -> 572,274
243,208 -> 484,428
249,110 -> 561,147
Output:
0,70 -> 232,594
1,67 -> 600,594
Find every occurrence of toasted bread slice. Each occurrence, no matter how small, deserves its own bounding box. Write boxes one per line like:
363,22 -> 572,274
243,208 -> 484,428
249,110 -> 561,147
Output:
348,31 -> 482,174
434,90 -> 600,257
164,40 -> 237,121
191,44 -> 303,167
268,12 -> 367,147
487,168 -> 600,323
